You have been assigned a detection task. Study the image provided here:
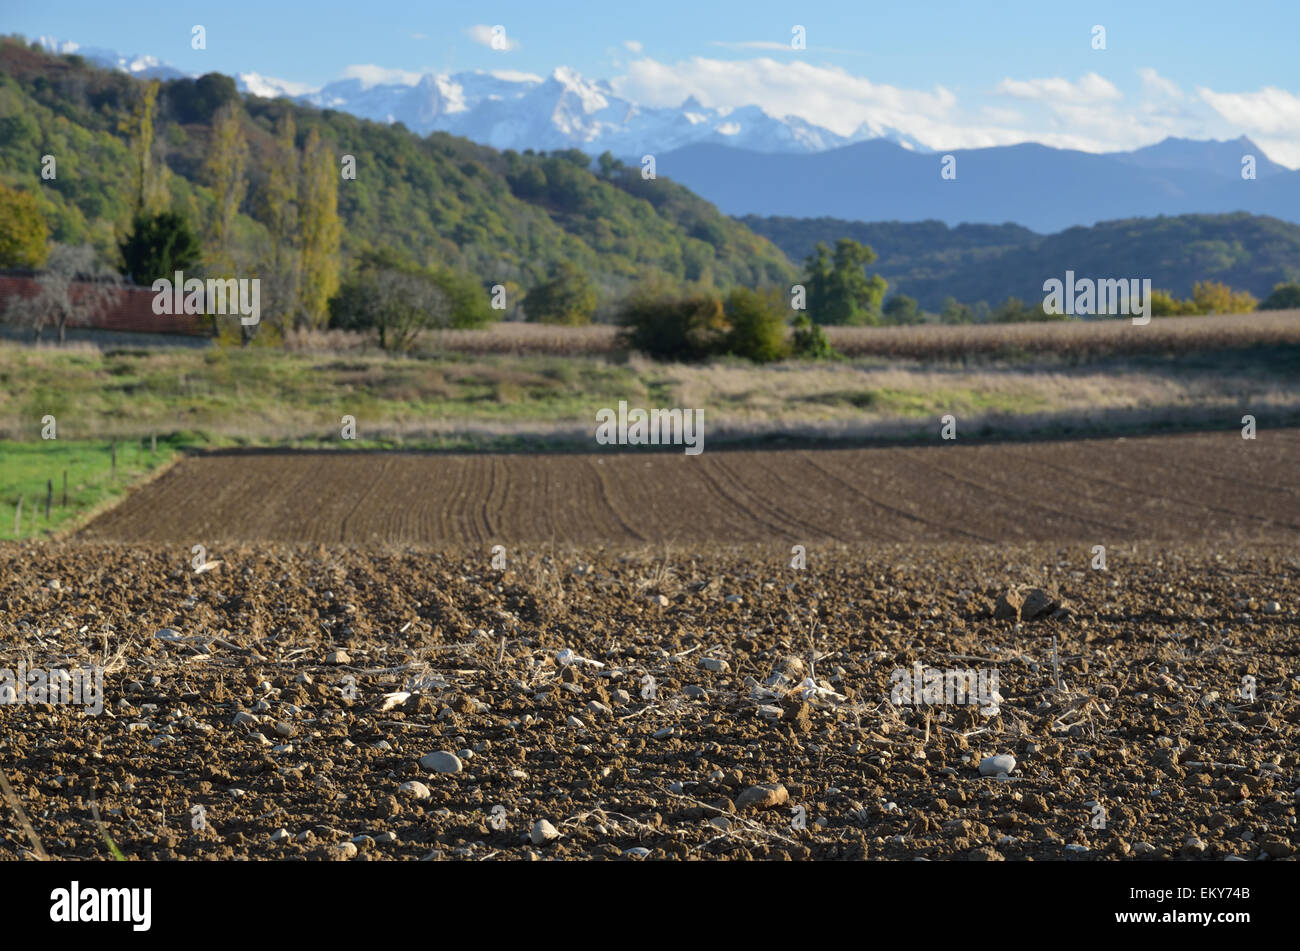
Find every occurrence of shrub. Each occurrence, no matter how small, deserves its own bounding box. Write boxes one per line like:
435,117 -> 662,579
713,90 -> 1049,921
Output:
1258,282 -> 1300,311
1192,280 -> 1257,315
724,287 -> 789,363
882,293 -> 922,325
790,313 -> 838,360
618,290 -> 729,361
523,261 -> 598,325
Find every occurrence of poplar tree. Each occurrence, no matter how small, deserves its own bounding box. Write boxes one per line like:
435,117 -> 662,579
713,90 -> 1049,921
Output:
201,102 -> 249,278
258,112 -> 301,329
118,80 -> 166,218
297,127 -> 341,329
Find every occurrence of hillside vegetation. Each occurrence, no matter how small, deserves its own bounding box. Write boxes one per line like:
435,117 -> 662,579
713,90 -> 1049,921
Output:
743,213 -> 1300,311
0,38 -> 794,311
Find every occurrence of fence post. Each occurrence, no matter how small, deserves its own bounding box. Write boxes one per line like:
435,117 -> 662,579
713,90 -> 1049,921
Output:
110,443 -> 116,482
45,480 -> 52,519
13,496 -> 21,539
62,470 -> 67,508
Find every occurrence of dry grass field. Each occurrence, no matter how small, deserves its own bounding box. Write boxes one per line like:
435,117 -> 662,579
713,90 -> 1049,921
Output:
375,310 -> 1300,359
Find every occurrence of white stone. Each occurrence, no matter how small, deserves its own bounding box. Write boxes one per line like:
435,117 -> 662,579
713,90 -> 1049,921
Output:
978,754 -> 1016,777
420,751 -> 463,773
398,781 -> 432,801
530,819 -> 560,845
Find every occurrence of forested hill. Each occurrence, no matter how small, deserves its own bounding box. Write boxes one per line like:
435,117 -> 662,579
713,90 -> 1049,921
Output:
0,37 -> 794,300
741,213 -> 1300,310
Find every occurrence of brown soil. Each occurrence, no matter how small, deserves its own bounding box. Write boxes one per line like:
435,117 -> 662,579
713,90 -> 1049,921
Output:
76,429 -> 1300,546
0,540 -> 1296,861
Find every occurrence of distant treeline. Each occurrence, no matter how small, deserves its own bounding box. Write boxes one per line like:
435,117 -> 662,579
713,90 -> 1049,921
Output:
741,212 -> 1300,313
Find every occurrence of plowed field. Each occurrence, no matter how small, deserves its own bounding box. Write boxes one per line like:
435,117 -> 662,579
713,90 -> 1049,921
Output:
79,429 -> 1300,546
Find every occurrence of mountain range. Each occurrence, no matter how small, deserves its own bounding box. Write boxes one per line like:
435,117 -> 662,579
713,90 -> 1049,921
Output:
661,138 -> 1300,233
33,34 -> 1300,234
33,35 -> 928,158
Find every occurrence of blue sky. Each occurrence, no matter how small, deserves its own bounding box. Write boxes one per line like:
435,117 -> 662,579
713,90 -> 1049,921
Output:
7,0 -> 1300,163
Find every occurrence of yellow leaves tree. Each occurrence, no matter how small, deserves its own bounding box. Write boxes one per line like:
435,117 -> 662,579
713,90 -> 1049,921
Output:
0,183 -> 50,268
296,127 -> 341,329
258,112 -> 301,331
118,79 -> 167,218
201,102 -> 249,278
1191,281 -> 1257,315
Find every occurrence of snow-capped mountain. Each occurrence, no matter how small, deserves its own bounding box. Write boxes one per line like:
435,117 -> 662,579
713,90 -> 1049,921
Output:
35,35 -> 927,158
33,36 -> 187,81
296,65 -> 930,156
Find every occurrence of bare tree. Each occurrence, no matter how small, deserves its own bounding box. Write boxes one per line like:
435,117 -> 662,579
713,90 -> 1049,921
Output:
3,244 -> 122,344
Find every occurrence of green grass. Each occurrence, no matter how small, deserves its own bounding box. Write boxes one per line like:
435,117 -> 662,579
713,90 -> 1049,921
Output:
2,338 -> 1297,457
0,438 -> 182,541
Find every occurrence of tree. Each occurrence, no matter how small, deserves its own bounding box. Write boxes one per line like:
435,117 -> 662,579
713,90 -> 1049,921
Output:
329,253 -> 452,351
803,238 -> 887,325
523,261 -> 598,325
3,244 -> 121,344
119,211 -> 201,285
118,79 -> 167,218
1259,282 -> 1300,311
1149,289 -> 1196,317
257,112 -> 301,332
724,287 -> 789,363
882,293 -> 922,325
597,151 -> 624,177
0,183 -> 49,268
990,296 -> 1052,323
297,128 -> 341,329
1192,280 -> 1257,315
201,102 -> 249,277
939,297 -> 974,324
428,267 -> 496,328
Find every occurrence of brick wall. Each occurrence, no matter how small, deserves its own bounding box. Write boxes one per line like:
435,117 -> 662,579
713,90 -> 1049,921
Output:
0,273 -> 210,336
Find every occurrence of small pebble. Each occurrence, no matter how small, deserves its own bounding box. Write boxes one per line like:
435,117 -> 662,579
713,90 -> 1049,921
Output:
736,783 -> 789,810
530,819 -> 560,845
398,781 -> 432,801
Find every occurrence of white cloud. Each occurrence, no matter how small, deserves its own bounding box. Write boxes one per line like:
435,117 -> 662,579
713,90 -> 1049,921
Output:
340,64 -> 423,88
995,73 -> 1122,104
1138,67 -> 1182,99
1198,85 -> 1300,134
466,24 -> 520,51
487,69 -> 545,84
613,56 -> 957,141
624,40 -> 642,53
711,41 -> 792,51
605,55 -> 1300,167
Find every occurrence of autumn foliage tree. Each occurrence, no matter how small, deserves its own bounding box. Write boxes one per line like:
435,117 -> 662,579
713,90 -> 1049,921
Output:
297,127 -> 341,329
522,260 -> 598,324
0,183 -> 49,268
